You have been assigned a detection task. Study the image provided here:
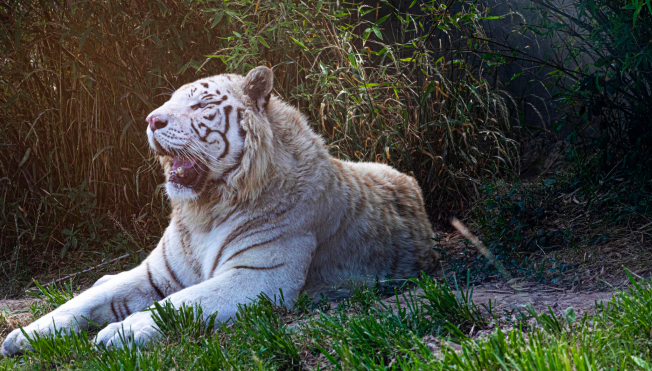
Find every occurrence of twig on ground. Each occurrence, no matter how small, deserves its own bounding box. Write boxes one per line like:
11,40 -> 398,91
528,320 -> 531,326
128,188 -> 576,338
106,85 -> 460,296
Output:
451,218 -> 521,293
41,250 -> 142,288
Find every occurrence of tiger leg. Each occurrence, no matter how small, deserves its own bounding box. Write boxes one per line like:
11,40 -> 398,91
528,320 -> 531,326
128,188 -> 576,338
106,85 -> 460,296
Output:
0,240 -> 181,356
95,234 -> 316,349
92,274 -> 116,287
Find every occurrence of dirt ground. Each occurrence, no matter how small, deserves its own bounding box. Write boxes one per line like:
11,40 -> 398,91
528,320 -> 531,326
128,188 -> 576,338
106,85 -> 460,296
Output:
383,281 -> 613,319
0,298 -> 38,340
469,282 -> 612,315
0,299 -> 38,314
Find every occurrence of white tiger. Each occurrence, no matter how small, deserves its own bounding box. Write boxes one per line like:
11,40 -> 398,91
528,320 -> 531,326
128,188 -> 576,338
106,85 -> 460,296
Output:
1,66 -> 436,355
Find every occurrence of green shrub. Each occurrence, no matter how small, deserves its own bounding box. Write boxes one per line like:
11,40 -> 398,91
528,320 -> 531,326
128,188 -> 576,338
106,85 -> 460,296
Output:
463,167 -> 650,283
471,179 -> 575,278
294,0 -> 518,216
526,0 -> 652,170
519,0 -> 652,250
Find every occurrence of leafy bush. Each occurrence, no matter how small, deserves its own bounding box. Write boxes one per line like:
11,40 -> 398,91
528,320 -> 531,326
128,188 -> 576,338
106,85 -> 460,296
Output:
525,0 -> 652,170
1,0 -> 220,288
460,164 -> 650,284
473,180 -> 575,276
287,0 -> 519,216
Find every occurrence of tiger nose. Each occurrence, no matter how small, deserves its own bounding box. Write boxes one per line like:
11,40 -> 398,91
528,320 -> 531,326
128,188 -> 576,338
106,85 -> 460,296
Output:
147,116 -> 167,132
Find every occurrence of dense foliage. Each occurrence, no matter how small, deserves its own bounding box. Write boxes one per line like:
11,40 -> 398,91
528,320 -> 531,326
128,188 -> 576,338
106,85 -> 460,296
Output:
450,0 -> 652,284
527,0 -> 652,170
0,0 -> 515,290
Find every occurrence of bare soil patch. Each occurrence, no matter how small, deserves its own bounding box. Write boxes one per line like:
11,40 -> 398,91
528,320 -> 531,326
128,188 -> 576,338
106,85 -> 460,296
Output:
381,282 -> 613,320
0,299 -> 38,341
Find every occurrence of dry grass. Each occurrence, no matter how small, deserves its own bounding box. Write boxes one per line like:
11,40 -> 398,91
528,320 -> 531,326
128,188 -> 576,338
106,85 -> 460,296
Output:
0,300 -> 35,340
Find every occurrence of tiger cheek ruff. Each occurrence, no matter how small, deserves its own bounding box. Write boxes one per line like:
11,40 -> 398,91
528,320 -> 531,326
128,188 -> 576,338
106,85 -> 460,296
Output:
0,66 -> 438,356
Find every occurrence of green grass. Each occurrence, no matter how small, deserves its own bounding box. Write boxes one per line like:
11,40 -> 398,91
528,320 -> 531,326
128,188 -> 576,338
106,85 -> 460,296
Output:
25,280 -> 78,320
3,271 -> 652,370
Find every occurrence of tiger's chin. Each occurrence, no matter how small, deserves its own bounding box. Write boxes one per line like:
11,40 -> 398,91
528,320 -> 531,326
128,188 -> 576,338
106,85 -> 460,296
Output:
164,156 -> 210,201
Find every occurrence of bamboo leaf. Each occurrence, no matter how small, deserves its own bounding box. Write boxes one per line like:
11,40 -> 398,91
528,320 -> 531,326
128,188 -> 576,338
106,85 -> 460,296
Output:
372,25 -> 382,40
148,34 -> 163,46
14,16 -> 22,50
79,28 -> 92,50
135,19 -> 153,34
258,36 -> 270,49
157,0 -> 168,16
92,146 -> 114,162
18,148 -> 30,167
363,28 -> 372,41
60,243 -> 70,259
374,14 -> 390,26
348,54 -> 357,67
211,11 -> 224,28
290,37 -> 308,50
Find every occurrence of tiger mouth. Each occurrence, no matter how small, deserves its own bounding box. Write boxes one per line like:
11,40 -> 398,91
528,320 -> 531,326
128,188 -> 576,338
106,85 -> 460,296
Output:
168,157 -> 208,190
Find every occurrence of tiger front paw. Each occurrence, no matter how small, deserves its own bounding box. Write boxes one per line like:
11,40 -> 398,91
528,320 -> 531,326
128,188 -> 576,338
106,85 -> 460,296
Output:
1,313 -> 81,357
1,327 -> 33,357
94,311 -> 161,349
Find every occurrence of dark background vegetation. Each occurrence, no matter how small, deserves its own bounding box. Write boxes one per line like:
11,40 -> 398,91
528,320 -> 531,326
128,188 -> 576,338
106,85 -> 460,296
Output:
0,0 -> 650,295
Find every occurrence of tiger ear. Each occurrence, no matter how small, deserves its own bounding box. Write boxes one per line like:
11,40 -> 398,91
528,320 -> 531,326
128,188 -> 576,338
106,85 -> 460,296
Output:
243,66 -> 273,113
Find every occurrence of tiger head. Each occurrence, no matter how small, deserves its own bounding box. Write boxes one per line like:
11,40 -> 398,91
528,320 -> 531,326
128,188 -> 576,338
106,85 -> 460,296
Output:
146,67 -> 275,202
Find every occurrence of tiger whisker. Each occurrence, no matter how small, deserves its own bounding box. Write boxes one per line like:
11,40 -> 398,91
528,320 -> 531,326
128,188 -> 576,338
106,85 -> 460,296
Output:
185,140 -> 226,173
